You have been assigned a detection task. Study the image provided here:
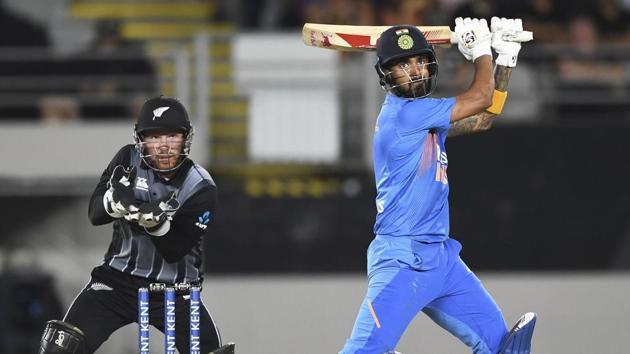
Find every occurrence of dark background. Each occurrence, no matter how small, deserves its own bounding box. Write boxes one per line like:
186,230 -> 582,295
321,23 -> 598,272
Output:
205,125 -> 630,273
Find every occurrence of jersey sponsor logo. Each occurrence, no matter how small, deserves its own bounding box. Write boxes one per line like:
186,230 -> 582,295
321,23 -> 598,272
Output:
152,106 -> 170,120
435,144 -> 448,185
89,282 -> 113,291
135,177 -> 149,191
439,150 -> 448,165
195,211 -> 211,230
376,199 -> 385,213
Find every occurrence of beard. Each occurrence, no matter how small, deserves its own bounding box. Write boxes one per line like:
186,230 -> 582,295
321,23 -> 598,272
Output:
394,78 -> 430,98
407,79 -> 428,98
383,60 -> 438,99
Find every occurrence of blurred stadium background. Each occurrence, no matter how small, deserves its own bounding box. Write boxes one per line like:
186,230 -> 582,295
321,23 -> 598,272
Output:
0,0 -> 629,353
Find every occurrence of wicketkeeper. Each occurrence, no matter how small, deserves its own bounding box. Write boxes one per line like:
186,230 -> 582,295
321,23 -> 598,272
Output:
38,96 -> 234,354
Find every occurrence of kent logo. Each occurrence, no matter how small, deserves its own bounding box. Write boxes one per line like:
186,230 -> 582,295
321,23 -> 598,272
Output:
166,300 -> 176,331
139,300 -> 150,353
139,336 -> 149,353
165,298 -> 176,354
195,211 -> 211,230
165,335 -> 176,353
190,298 -> 201,353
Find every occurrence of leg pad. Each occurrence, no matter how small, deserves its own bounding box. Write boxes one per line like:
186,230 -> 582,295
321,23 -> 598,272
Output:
211,342 -> 236,354
499,312 -> 537,354
38,320 -> 86,354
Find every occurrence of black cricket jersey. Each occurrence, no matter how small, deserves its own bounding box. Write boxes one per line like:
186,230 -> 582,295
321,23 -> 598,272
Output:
88,144 -> 217,284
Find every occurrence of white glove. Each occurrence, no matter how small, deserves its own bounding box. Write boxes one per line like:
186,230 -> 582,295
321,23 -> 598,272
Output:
454,17 -> 492,62
103,165 -> 138,218
133,193 -> 180,236
491,17 -> 522,67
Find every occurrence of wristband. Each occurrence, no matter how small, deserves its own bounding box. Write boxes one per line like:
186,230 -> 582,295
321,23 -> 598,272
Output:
486,90 -> 508,114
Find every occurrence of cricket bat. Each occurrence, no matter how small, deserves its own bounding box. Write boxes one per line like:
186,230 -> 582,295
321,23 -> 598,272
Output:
302,23 -> 533,52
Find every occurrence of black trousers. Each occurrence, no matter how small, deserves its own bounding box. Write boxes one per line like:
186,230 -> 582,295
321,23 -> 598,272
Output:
63,264 -> 221,353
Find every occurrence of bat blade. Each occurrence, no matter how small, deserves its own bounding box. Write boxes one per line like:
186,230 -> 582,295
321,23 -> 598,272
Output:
302,23 -> 451,52
302,23 -> 533,52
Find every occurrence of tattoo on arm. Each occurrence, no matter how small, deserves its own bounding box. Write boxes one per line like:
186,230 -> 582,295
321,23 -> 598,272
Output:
448,111 -> 496,137
494,65 -> 512,91
448,65 -> 514,138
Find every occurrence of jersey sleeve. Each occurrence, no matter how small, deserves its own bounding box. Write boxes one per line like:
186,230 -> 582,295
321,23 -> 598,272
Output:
150,182 -> 217,263
396,97 -> 455,136
87,145 -> 133,225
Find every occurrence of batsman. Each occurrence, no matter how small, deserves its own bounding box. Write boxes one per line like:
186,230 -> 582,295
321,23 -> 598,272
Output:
339,17 -> 537,354
38,96 -> 234,354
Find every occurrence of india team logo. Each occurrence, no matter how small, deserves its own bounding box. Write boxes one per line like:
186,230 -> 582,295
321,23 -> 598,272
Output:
397,34 -> 414,50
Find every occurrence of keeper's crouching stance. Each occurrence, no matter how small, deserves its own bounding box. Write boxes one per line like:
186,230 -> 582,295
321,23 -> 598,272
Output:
38,96 -> 233,354
339,17 -> 536,354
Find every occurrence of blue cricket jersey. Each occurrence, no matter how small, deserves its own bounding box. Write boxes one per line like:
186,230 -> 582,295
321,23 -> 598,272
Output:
373,94 -> 455,241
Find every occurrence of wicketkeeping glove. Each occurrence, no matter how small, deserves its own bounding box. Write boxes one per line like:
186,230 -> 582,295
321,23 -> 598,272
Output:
133,192 -> 180,235
454,17 -> 492,62
103,165 -> 138,218
491,17 -> 522,67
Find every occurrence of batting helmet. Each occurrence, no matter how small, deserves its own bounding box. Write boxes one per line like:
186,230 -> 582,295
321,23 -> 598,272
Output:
375,25 -> 438,98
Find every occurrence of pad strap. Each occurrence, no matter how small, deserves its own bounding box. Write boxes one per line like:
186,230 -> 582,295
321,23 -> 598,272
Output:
486,89 -> 508,114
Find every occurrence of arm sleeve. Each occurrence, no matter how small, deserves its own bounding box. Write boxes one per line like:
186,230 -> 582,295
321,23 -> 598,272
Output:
150,183 -> 217,263
87,145 -> 133,225
397,97 -> 455,136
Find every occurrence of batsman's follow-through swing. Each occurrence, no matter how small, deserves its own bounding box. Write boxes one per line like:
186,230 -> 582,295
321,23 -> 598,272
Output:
302,17 -> 538,354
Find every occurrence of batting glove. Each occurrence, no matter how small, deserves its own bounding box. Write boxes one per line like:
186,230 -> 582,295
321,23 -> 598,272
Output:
491,17 -> 522,67
135,192 -> 180,236
103,165 -> 138,218
454,17 -> 492,62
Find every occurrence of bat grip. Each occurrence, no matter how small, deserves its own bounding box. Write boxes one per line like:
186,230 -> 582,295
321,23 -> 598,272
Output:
449,31 -> 534,44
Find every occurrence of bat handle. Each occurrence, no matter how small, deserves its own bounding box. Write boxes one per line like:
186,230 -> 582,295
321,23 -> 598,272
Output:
449,30 -> 534,44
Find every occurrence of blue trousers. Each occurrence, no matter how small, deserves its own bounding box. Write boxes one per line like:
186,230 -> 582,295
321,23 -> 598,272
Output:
340,236 -> 508,354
